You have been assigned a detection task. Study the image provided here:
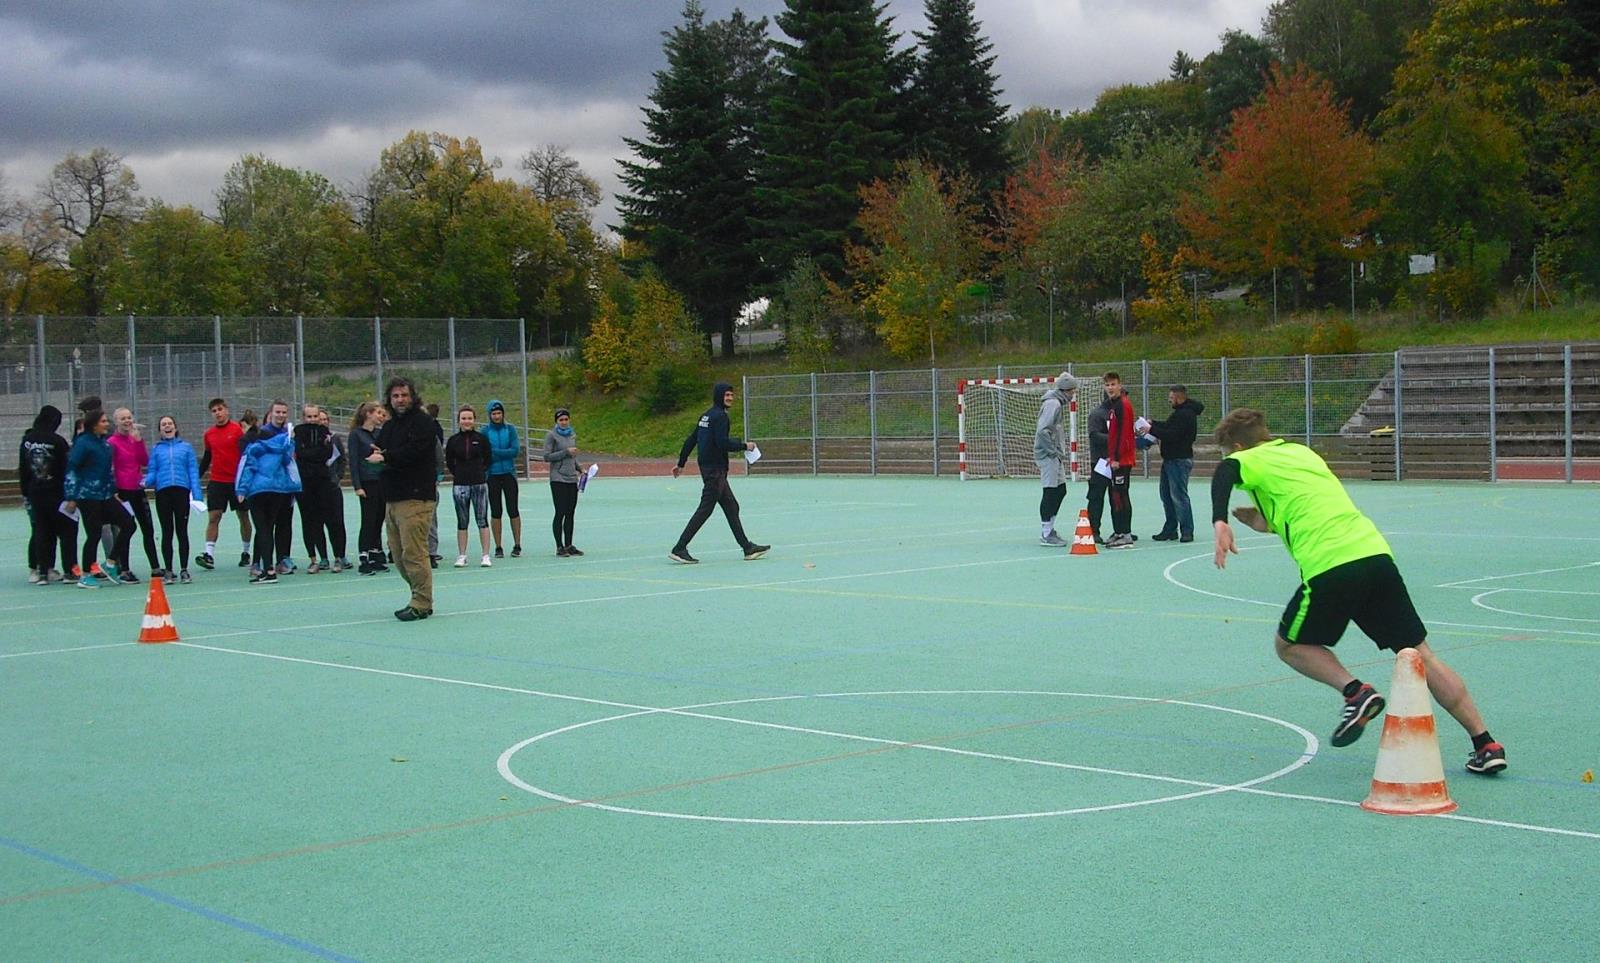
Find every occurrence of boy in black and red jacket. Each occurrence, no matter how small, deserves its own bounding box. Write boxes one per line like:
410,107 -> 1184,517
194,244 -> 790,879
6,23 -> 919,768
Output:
1103,372 -> 1137,549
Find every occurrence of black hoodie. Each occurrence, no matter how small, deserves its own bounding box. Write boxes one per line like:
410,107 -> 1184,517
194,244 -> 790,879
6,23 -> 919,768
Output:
677,381 -> 745,473
19,405 -> 69,501
1149,397 -> 1206,460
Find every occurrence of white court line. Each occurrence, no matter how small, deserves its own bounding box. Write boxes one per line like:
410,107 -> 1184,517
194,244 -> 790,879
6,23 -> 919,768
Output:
1160,539 -> 1282,609
1471,590 -> 1600,625
1388,532 -> 1600,543
1437,560 -> 1600,588
0,642 -> 135,660
177,643 -> 1599,841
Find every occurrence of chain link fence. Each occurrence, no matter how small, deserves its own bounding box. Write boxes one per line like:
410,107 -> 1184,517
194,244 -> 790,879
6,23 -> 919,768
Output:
745,344 -> 1599,482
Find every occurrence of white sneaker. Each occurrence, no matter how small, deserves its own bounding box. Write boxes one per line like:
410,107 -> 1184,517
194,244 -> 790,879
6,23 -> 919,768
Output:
480,554 -> 492,568
454,554 -> 468,568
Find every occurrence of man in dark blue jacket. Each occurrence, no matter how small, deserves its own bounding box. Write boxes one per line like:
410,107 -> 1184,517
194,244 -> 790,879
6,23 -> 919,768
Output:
670,382 -> 769,564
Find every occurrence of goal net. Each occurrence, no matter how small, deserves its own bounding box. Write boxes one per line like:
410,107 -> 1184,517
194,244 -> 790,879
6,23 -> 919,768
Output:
958,376 -> 1099,481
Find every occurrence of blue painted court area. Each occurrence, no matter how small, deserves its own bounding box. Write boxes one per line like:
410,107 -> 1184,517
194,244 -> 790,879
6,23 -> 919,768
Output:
2,475 -> 1597,960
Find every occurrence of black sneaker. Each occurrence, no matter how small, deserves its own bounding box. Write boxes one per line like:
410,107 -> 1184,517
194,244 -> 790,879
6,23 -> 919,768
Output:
239,551 -> 251,567
1331,684 -> 1386,747
179,570 -> 192,585
511,545 -> 522,558
669,548 -> 698,564
1152,532 -> 1178,541
118,570 -> 141,584
196,552 -> 215,570
494,546 -> 504,559
394,606 -> 432,622
565,546 -> 584,557
555,546 -> 570,557
261,571 -> 279,584
1465,742 -> 1508,775
743,543 -> 771,560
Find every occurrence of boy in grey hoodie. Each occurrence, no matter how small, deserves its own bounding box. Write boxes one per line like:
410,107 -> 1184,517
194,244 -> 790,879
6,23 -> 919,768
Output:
1034,372 -> 1074,546
541,408 -> 584,556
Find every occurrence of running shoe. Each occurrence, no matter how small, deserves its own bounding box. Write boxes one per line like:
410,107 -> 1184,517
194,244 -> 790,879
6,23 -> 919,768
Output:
565,546 -> 584,557
179,570 -> 193,585
118,570 -> 141,584
510,545 -> 522,558
455,554 -> 468,568
27,570 -> 42,584
46,569 -> 64,583
1040,532 -> 1068,547
1331,684 -> 1386,748
555,546 -> 570,557
494,546 -> 504,559
276,560 -> 296,576
480,554 -> 492,568
101,561 -> 122,583
334,558 -> 352,573
197,552 -> 215,570
261,570 -> 279,584
669,548 -> 698,564
77,574 -> 99,589
1466,742 -> 1508,775
239,551 -> 251,567
743,543 -> 771,561
307,560 -> 322,575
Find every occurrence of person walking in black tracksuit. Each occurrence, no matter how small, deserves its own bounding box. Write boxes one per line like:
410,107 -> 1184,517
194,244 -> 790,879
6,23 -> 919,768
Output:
669,382 -> 769,564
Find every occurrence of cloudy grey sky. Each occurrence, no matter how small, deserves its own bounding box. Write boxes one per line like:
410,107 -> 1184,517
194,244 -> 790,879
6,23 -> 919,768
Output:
0,1 -> 1272,227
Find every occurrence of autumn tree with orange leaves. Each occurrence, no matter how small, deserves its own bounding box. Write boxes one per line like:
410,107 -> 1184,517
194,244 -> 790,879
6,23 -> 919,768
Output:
1181,66 -> 1376,309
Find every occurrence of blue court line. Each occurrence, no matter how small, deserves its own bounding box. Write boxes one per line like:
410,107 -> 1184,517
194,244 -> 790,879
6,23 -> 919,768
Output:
0,835 -> 360,962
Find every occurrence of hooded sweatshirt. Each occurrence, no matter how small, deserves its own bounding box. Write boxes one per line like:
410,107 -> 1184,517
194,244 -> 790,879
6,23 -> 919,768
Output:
481,400 -> 522,477
65,430 -> 115,502
1033,372 -> 1073,463
677,382 -> 744,474
292,421 -> 336,487
1149,398 -> 1206,461
19,406 -> 69,502
542,423 -> 580,484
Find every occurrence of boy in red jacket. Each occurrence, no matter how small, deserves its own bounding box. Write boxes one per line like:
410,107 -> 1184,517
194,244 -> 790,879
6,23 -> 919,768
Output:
1103,372 -> 1137,549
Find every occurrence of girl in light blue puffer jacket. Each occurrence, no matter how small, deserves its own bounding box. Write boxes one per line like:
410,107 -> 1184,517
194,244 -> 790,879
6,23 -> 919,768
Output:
143,416 -> 203,582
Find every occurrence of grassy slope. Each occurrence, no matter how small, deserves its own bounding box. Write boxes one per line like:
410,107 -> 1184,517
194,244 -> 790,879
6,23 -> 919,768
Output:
307,301 -> 1599,457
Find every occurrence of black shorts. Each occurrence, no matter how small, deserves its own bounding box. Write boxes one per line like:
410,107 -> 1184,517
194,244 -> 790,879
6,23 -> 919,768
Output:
206,481 -> 245,513
1279,554 -> 1426,651
487,473 -> 519,519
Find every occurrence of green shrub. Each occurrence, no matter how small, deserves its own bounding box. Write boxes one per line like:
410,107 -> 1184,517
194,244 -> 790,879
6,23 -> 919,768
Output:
639,364 -> 704,416
1306,319 -> 1362,354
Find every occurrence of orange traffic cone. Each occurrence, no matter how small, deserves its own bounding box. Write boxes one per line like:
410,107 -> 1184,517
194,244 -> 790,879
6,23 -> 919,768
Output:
1070,509 -> 1098,556
1361,648 -> 1456,815
138,575 -> 180,644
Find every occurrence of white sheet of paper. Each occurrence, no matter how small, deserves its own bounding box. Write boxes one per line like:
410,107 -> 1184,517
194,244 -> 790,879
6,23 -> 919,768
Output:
119,498 -> 136,516
1134,416 -> 1151,433
58,500 -> 81,523
585,463 -> 600,481
325,449 -> 340,466
744,445 -> 762,465
190,499 -> 208,513
1094,458 -> 1113,479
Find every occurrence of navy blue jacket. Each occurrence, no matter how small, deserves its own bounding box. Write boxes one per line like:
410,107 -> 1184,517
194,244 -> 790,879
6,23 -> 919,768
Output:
677,382 -> 744,473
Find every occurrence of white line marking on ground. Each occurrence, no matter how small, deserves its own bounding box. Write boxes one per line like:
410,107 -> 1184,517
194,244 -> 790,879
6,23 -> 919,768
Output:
1160,539 -> 1281,608
496,689 -> 1318,825
1436,560 -> 1600,588
1470,590 -> 1600,624
0,642 -> 136,660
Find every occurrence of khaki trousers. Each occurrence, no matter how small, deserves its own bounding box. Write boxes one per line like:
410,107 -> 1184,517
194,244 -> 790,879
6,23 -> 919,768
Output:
385,498 -> 435,612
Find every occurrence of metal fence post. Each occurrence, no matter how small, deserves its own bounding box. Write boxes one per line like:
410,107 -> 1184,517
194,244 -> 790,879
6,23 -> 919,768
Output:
213,316 -> 224,389
374,317 -> 384,402
1393,350 -> 1404,481
164,343 -> 174,416
1565,343 -> 1574,483
98,342 -> 106,399
742,375 -> 750,457
1219,356 -> 1229,413
127,315 -> 138,414
1488,347 -> 1498,482
228,343 -> 237,402
869,370 -> 878,476
447,316 -> 458,418
931,367 -> 940,477
1140,359 -> 1150,478
35,314 -> 47,409
1304,354 -> 1313,447
294,314 -> 306,411
810,372 -> 819,475
518,317 -> 530,479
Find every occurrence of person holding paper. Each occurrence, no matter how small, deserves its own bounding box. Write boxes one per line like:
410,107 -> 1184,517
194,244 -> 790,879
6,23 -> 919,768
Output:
1145,385 -> 1204,543
144,415 -> 203,583
540,407 -> 584,557
20,404 -> 76,583
63,408 -> 134,589
670,382 -> 769,563
1102,373 -> 1138,549
110,408 -> 160,582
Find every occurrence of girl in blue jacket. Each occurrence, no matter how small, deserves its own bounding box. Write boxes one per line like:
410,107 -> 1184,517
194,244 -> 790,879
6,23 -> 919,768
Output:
144,415 -> 203,583
63,407 -> 135,588
236,402 -> 302,581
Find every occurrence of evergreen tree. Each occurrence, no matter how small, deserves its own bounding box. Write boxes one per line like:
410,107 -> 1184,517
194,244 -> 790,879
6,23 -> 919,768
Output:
756,0 -> 907,281
907,0 -> 1010,206
618,1 -> 769,357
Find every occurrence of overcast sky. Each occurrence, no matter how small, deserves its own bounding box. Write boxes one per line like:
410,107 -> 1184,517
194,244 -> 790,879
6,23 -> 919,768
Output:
0,1 -> 1272,228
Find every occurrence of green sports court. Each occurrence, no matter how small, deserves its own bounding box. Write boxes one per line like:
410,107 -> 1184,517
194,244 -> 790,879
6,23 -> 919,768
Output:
3,474 -> 1597,960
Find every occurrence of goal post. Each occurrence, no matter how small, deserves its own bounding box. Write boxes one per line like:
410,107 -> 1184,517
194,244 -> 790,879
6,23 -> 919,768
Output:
957,376 -> 1098,481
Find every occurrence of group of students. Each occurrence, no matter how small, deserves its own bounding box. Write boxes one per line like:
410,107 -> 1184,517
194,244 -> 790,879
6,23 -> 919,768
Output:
17,390 -> 591,595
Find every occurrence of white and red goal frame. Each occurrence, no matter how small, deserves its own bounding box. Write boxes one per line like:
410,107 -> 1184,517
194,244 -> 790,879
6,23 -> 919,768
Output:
957,376 -> 1081,482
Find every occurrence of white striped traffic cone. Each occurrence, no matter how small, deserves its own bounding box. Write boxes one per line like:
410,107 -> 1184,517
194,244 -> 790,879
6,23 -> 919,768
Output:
138,576 -> 180,644
1361,648 -> 1456,815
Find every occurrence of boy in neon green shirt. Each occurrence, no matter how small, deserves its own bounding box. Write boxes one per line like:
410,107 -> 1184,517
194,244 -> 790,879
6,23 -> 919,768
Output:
1211,408 -> 1506,775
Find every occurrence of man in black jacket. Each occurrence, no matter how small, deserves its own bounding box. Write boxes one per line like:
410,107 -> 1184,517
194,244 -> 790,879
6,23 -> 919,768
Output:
1083,390 -> 1118,545
367,378 -> 439,620
1146,385 -> 1205,542
670,382 -> 769,564
20,405 -> 76,581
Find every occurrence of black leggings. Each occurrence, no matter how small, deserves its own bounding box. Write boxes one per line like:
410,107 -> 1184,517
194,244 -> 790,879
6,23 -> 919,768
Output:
30,493 -> 78,573
550,481 -> 577,549
298,483 -> 347,561
80,499 -> 134,571
249,492 -> 294,569
357,488 -> 386,559
154,487 -> 193,571
116,488 -> 160,571
1040,484 -> 1068,523
488,473 -> 519,519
